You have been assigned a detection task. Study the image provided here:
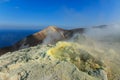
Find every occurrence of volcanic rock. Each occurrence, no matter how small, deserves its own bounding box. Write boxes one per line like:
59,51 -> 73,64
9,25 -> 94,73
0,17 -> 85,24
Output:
0,41 -> 107,80
0,26 -> 85,56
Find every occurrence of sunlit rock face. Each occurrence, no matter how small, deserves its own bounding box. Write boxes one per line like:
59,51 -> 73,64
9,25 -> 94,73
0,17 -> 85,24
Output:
0,25 -> 120,80
0,26 -> 85,56
0,41 -> 99,80
0,39 -> 120,80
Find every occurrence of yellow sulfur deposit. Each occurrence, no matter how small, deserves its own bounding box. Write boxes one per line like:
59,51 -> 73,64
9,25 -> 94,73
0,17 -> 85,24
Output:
47,41 -> 74,60
47,41 -> 107,80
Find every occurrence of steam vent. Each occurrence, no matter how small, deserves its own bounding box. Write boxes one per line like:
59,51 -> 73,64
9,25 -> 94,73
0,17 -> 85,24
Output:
0,26 -> 120,80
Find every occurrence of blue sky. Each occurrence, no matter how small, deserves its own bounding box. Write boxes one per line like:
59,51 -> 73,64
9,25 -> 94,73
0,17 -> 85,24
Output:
0,0 -> 120,29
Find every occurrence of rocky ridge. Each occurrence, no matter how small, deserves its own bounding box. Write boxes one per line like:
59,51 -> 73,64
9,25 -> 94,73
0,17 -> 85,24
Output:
0,41 -> 106,80
0,26 -> 85,56
0,26 -> 120,80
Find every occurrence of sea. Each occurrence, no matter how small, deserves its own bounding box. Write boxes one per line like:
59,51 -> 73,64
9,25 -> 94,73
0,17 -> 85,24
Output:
0,29 -> 40,48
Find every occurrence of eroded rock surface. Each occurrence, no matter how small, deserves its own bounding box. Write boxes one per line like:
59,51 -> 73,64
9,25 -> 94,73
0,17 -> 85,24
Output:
0,41 -> 120,80
0,41 -> 107,80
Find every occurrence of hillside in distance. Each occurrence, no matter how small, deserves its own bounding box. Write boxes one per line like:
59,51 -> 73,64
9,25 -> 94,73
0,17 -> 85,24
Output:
0,25 -> 120,80
1,24 -> 120,56
0,26 -> 85,56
